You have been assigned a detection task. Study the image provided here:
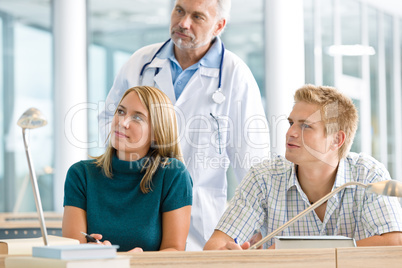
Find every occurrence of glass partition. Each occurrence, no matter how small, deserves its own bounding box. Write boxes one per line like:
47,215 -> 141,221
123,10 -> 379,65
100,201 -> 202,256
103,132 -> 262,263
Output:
384,14 -> 395,174
0,17 -> 4,211
368,7 -> 380,161
88,44 -> 108,157
341,0 -> 362,78
303,0 -> 315,84
322,0 -> 335,86
13,23 -> 53,212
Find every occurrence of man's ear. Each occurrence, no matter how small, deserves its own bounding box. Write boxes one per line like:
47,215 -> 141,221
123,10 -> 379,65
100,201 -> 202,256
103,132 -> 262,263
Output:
331,131 -> 346,150
213,18 -> 226,36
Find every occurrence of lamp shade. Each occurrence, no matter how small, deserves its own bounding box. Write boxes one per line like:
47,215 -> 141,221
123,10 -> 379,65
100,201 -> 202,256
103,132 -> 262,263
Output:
366,180 -> 402,197
17,108 -> 48,129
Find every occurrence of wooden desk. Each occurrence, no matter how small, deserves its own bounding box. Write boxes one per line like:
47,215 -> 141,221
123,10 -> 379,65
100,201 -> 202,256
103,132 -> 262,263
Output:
120,248 -> 336,268
2,246 -> 402,268
337,246 -> 402,267
0,255 -> 6,268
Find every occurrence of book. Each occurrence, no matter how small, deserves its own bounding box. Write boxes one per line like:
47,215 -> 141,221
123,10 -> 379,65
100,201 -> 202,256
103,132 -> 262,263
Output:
274,235 -> 356,249
0,236 -> 79,255
32,244 -> 119,260
4,256 -> 130,268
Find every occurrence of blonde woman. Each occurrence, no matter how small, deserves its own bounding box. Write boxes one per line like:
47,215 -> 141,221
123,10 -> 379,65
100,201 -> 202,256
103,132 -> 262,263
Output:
62,86 -> 192,252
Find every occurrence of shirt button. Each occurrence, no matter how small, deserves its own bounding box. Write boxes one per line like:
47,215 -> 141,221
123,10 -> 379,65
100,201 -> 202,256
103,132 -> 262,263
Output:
178,81 -> 182,85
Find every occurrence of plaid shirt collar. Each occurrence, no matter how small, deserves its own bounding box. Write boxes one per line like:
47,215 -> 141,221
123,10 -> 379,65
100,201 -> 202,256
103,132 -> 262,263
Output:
286,158 -> 351,202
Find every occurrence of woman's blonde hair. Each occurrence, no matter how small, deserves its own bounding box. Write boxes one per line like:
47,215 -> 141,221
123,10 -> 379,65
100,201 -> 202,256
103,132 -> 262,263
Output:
294,84 -> 358,159
93,86 -> 183,193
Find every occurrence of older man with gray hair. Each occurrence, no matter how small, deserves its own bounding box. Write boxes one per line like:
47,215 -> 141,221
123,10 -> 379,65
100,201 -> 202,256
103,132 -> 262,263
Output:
99,0 -> 270,251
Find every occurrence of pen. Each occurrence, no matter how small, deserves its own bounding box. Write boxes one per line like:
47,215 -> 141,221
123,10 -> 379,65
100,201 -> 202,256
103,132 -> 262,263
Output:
234,237 -> 239,245
80,231 -> 101,244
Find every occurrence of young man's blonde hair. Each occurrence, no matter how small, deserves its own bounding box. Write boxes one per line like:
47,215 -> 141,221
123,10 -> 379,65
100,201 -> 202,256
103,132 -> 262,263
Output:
94,86 -> 183,193
294,84 -> 358,159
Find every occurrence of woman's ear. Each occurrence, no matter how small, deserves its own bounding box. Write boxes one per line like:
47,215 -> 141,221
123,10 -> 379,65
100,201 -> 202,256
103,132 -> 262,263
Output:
331,130 -> 346,150
150,138 -> 158,149
150,129 -> 157,148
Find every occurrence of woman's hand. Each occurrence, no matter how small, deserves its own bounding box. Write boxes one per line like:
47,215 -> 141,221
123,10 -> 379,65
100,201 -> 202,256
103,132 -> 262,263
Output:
128,247 -> 144,253
88,233 -> 112,246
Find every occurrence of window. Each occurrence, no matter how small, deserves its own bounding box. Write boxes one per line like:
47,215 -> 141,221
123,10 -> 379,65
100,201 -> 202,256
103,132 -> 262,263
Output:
0,20 -> 53,212
303,0 -> 402,178
223,0 -> 265,99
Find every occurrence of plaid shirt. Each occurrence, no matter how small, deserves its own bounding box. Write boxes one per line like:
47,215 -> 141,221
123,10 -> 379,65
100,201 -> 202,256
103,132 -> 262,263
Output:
216,152 -> 402,248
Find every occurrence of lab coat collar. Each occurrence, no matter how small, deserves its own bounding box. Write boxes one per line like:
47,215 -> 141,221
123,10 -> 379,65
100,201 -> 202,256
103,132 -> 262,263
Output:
199,66 -> 219,77
157,37 -> 223,69
199,37 -> 222,69
147,55 -> 220,81
148,56 -> 166,69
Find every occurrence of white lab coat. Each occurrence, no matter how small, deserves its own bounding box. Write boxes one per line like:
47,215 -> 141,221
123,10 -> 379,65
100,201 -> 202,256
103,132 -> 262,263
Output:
98,37 -> 270,251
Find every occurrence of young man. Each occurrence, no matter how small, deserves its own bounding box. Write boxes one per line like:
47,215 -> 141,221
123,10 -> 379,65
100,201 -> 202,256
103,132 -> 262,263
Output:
204,84 -> 402,250
98,0 -> 270,250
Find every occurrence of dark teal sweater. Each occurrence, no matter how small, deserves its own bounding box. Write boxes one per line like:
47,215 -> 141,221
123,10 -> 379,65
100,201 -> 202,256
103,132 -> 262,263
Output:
63,154 -> 193,251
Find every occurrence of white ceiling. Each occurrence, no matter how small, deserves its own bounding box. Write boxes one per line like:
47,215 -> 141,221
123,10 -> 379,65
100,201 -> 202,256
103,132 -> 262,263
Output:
362,0 -> 402,16
0,0 -> 400,48
1,0 -> 399,32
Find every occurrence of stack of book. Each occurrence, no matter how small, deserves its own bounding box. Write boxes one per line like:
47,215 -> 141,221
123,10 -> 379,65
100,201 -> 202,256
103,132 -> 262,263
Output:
4,243 -> 129,268
0,235 -> 79,255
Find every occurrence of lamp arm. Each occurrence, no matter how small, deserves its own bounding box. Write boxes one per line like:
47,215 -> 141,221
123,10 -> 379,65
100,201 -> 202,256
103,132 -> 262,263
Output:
249,181 -> 367,250
22,128 -> 49,246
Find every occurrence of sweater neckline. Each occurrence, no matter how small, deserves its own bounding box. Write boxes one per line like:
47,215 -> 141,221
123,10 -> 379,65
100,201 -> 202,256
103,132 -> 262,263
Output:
111,153 -> 148,176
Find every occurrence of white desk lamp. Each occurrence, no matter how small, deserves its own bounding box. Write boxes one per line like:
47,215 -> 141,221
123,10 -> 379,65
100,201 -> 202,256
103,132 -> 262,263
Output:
249,180 -> 402,250
17,107 -> 49,246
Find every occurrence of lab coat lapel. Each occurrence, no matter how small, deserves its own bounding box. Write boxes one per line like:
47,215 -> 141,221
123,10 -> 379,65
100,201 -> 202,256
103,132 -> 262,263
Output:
175,66 -> 219,107
150,58 -> 177,105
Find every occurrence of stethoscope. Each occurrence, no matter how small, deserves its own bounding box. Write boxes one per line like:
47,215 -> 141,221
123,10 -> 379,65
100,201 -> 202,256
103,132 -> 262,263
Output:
139,38 -> 226,104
